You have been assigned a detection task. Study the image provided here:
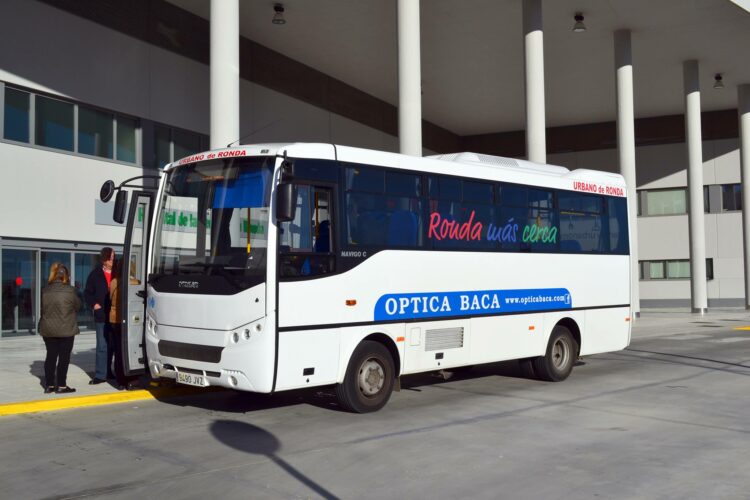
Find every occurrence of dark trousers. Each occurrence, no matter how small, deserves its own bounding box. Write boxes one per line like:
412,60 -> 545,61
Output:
110,323 -> 127,386
43,336 -> 75,388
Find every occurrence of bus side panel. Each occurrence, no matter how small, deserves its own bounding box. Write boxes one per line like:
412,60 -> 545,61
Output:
275,328 -> 341,391
580,307 -> 631,355
401,319 -> 470,374
469,315 -> 546,365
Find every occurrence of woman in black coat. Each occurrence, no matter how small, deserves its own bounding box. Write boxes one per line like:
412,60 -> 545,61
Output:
39,263 -> 81,394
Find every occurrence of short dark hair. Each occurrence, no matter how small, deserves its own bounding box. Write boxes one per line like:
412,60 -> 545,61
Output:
100,247 -> 114,263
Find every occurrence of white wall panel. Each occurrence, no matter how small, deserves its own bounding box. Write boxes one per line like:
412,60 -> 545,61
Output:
713,138 -> 742,184
147,48 -> 210,134
0,0 -> 150,117
715,212 -> 743,258
719,277 -> 744,298
331,114 -> 395,152
640,279 -> 690,300
0,143 -> 143,243
636,143 -> 687,189
638,215 -> 689,260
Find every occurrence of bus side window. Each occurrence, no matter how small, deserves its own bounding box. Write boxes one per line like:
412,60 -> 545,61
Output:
279,186 -> 335,278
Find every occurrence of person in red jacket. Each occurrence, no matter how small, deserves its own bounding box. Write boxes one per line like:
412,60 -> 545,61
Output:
84,247 -> 114,384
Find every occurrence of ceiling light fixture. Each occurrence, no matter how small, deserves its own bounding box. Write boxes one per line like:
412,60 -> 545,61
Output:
713,73 -> 724,89
572,13 -> 586,33
272,3 -> 286,25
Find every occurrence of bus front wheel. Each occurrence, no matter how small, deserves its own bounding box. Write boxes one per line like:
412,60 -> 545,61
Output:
336,341 -> 395,413
532,325 -> 578,382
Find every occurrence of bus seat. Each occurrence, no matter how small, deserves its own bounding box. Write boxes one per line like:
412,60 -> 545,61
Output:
314,220 -> 330,253
357,211 -> 387,245
388,210 -> 418,246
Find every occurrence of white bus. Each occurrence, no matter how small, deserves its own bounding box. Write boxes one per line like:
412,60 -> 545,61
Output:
105,143 -> 631,413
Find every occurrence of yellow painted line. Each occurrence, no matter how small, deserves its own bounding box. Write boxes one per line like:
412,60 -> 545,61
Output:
733,326 -> 750,331
0,386 -> 222,417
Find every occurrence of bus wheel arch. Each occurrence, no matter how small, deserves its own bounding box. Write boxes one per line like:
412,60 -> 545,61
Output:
531,319 -> 580,382
335,336 -> 397,413
555,317 -> 581,357
362,332 -> 401,377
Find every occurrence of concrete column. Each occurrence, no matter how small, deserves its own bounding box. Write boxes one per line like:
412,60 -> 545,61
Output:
739,84 -> 750,309
614,30 -> 640,318
523,0 -> 546,164
397,0 -> 423,157
210,0 -> 240,149
683,60 -> 708,314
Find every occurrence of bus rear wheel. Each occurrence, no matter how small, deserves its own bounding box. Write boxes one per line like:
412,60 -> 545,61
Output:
336,341 -> 395,413
532,325 -> 578,382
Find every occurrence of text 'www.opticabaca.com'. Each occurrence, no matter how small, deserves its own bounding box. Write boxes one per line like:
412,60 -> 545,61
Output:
374,288 -> 572,320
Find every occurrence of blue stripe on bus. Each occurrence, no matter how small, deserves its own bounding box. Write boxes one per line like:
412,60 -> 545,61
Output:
374,288 -> 572,321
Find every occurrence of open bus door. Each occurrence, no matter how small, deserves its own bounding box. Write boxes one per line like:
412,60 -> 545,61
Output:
120,191 -> 155,375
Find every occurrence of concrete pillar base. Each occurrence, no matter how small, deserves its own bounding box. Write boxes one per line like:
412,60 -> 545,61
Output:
691,307 -> 708,315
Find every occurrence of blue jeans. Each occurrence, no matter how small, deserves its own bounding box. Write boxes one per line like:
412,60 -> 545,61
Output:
94,322 -> 110,380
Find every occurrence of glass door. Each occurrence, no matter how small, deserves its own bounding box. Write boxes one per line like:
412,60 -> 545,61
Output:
73,253 -> 99,331
41,251 -> 71,285
122,192 -> 154,375
1,249 -> 38,337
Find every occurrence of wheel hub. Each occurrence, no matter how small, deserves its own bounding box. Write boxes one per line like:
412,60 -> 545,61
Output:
358,359 -> 385,396
552,339 -> 569,369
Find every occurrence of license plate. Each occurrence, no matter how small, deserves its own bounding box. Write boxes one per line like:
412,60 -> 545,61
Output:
176,371 -> 207,387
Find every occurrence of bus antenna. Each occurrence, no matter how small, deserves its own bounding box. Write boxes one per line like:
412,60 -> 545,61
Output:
225,120 -> 278,148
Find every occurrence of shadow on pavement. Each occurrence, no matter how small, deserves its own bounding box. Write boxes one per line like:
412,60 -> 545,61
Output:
210,419 -> 340,500
28,348 -> 96,388
153,360 -> 544,415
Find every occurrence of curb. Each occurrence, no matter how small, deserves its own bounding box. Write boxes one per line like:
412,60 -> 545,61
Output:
0,385 -> 223,417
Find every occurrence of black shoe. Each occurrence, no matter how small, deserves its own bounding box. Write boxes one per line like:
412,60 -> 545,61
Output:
89,378 -> 105,385
44,386 -> 56,394
116,384 -> 126,391
56,386 -> 76,394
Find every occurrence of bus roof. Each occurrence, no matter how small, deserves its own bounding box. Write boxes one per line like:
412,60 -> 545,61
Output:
168,142 -> 627,196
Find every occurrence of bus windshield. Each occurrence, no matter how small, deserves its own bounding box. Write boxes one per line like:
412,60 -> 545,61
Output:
151,156 -> 275,293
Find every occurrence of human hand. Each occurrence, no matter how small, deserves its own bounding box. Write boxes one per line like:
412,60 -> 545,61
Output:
93,304 -> 102,311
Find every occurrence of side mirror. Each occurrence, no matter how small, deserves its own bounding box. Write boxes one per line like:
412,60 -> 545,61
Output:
100,180 -> 116,202
113,190 -> 128,224
276,182 -> 297,222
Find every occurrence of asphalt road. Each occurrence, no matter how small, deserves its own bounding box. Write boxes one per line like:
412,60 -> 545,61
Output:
2,322 -> 749,499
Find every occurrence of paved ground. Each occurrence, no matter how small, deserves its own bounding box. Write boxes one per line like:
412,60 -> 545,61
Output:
1,309 -> 749,499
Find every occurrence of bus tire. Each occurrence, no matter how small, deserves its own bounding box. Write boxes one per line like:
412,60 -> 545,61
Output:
335,340 -> 395,413
532,325 -> 578,382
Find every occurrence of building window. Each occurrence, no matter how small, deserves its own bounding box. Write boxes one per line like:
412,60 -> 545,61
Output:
3,87 -> 30,143
35,94 -> 74,151
721,184 -> 742,212
116,116 -> 137,163
78,106 -> 114,159
2,83 -> 141,165
153,125 -> 208,168
639,258 -> 713,280
639,188 -> 687,216
703,185 -> 709,213
174,128 -> 202,160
